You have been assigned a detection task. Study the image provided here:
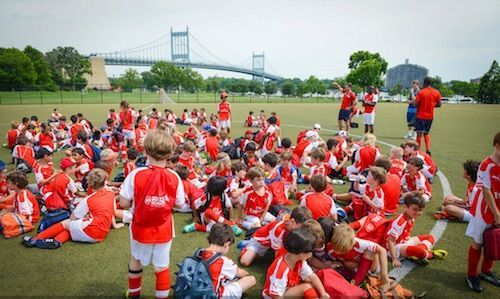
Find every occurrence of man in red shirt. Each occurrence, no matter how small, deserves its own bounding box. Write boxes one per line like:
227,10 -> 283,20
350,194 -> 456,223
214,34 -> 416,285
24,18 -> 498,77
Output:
333,82 -> 357,132
415,77 -> 441,155
218,91 -> 232,134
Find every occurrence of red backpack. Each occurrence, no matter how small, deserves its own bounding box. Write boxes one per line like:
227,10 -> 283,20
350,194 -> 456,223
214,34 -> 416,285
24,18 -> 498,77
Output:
296,129 -> 308,144
356,213 -> 390,245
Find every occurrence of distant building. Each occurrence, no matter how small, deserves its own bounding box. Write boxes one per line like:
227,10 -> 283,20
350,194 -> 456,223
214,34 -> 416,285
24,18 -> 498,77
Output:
470,78 -> 480,84
386,59 -> 428,90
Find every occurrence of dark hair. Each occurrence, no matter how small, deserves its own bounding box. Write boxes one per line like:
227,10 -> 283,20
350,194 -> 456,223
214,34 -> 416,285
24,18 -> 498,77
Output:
127,148 -> 139,160
423,77 -> 432,87
109,108 -> 115,112
207,223 -> 235,246
174,164 -> 190,180
16,135 -> 29,145
22,117 -> 29,123
77,113 -> 83,118
30,115 -> 38,121
317,217 -> 335,242
183,108 -> 188,112
7,171 -> 28,189
249,111 -> 254,115
310,174 -> 327,192
290,206 -> 313,224
244,142 -> 256,152
209,129 -> 218,137
375,156 -> 392,172
407,156 -> 424,169
231,161 -> 246,175
463,160 -> 480,182
72,147 -> 85,156
106,118 -> 114,125
262,153 -> 278,168
327,138 -> 339,150
284,228 -> 316,254
281,138 -> 291,149
268,116 -> 277,124
169,153 -> 179,164
70,115 -> 78,124
207,176 -> 227,196
77,131 -> 88,142
403,192 -> 426,208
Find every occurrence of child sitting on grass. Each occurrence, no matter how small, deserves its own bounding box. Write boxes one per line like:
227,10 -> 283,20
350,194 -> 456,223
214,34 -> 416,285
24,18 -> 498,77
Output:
435,160 -> 480,221
22,168 -> 119,249
0,171 -> 39,225
262,228 -> 329,299
227,161 -> 250,207
389,147 -> 407,178
199,223 -> 257,298
210,152 -> 232,178
300,174 -> 338,221
124,148 -> 139,179
401,157 -> 432,203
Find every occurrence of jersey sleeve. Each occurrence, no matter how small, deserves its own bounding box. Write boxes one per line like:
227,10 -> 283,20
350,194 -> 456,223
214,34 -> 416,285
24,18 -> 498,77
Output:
476,160 -> 491,190
72,196 -> 90,219
67,178 -> 78,194
299,261 -> 314,280
356,238 -> 378,253
120,169 -> 136,201
386,215 -> 405,240
220,256 -> 238,280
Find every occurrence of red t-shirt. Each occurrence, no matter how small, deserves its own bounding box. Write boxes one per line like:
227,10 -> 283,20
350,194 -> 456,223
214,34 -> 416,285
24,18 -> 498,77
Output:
37,132 -> 56,150
363,93 -> 376,113
300,191 -> 336,220
7,129 -> 19,149
354,146 -> 381,171
253,220 -> 286,250
218,101 -> 231,120
381,173 -> 401,214
12,145 -> 36,168
206,136 -> 220,161
471,156 -> 500,224
72,189 -> 115,241
389,159 -> 407,178
70,123 -> 84,144
385,213 -> 414,245
341,89 -> 356,110
14,189 -> 40,224
45,173 -> 77,211
124,161 -> 136,178
415,87 -> 441,120
262,253 -> 313,298
201,250 -> 238,298
119,109 -> 134,130
241,187 -> 273,218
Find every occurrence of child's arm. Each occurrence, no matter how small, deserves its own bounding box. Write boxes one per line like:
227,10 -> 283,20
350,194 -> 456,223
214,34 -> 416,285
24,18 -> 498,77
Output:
362,193 -> 380,211
303,272 -> 329,298
236,267 -> 250,278
0,192 -> 15,203
375,245 -> 390,291
260,200 -> 272,224
387,237 -> 401,267
482,186 -> 500,225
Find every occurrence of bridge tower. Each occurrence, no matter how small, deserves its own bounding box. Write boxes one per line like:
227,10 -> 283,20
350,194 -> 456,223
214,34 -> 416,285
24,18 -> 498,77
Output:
170,26 -> 190,62
252,52 -> 265,83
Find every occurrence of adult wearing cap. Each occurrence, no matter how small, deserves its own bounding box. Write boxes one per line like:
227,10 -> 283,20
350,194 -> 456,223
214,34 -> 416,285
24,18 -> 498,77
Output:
96,149 -> 122,187
218,91 -> 232,134
333,82 -> 357,133
44,157 -> 85,212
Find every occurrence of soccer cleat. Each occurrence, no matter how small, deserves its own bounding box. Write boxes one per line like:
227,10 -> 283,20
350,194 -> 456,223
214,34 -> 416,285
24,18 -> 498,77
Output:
336,208 -> 347,221
34,238 -> 61,249
182,223 -> 196,233
408,256 -> 430,266
332,179 -> 346,185
479,272 -> 500,287
21,236 -> 37,248
237,240 -> 249,251
426,150 -> 432,156
431,249 -> 448,259
231,225 -> 243,237
466,276 -> 484,292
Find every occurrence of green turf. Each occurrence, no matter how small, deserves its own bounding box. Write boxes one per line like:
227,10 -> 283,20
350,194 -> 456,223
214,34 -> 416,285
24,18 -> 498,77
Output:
0,102 -> 499,297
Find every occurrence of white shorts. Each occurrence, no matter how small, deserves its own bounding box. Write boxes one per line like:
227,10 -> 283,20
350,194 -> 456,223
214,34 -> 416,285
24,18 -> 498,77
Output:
130,228 -> 172,267
122,129 -> 136,140
69,219 -> 97,243
388,237 -> 420,260
421,166 -> 434,180
243,213 -> 276,230
246,238 -> 270,256
364,112 -> 376,125
221,281 -> 243,298
466,213 -> 491,244
220,120 -> 231,129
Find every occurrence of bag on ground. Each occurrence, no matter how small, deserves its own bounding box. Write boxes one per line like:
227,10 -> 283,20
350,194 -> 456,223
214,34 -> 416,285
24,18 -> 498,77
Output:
1,212 -> 34,238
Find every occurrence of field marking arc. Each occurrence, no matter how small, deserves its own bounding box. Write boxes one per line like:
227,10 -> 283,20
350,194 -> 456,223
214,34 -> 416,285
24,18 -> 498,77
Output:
242,120 -> 452,282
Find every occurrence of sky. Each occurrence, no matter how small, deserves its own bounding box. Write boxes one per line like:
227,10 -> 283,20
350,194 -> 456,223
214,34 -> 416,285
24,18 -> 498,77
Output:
1,0 -> 499,82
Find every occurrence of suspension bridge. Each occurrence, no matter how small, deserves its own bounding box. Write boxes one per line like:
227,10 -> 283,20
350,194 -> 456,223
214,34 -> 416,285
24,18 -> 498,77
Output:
85,27 -> 283,89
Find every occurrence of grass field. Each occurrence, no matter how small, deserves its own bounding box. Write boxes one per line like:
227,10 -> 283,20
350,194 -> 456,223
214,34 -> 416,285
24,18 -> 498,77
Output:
0,102 -> 499,298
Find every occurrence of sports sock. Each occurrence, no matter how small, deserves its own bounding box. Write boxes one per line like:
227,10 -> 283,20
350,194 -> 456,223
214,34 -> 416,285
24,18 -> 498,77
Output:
35,222 -> 65,239
54,230 -> 71,243
481,256 -> 494,274
349,220 -> 362,230
303,287 -> 319,299
353,257 -> 372,285
467,245 -> 481,276
128,273 -> 142,298
405,245 -> 428,259
418,234 -> 435,250
155,268 -> 170,299
424,134 -> 431,151
462,210 -> 472,222
204,209 -> 220,223
416,134 -> 422,147
194,223 -> 207,232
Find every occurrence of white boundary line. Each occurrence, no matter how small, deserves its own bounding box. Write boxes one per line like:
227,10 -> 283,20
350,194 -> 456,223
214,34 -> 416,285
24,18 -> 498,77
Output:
247,121 -> 452,282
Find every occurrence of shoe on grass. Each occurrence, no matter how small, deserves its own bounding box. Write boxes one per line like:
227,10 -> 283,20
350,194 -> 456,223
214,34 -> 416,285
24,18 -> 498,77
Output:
332,179 -> 345,185
231,225 -> 243,237
408,256 -> 430,266
21,236 -> 37,248
182,223 -> 196,233
466,275 -> 484,292
479,272 -> 500,287
431,249 -> 448,259
34,238 -> 61,249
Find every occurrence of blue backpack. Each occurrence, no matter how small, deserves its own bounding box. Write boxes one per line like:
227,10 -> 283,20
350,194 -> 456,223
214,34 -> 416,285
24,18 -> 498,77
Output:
90,144 -> 101,163
174,248 -> 222,299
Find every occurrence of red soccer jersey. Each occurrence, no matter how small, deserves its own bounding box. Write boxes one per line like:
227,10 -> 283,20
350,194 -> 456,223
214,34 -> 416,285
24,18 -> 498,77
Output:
70,123 -> 84,144
12,145 -> 36,168
327,237 -> 378,262
382,173 -> 401,214
178,154 -> 197,180
363,93 -> 376,113
34,162 -> 55,193
390,159 -> 407,178
148,117 -> 158,129
362,184 -> 385,212
120,166 -> 184,243
263,124 -> 278,151
124,161 -> 136,178
385,213 -> 414,245
401,171 -> 431,197
45,173 -> 78,211
75,158 -> 93,182
119,109 -> 134,130
72,189 -> 115,241
341,89 -> 356,110
300,191 -> 336,220
7,129 -> 19,149
201,250 -> 238,298
471,156 -> 500,224
242,187 -> 273,218
14,189 -> 40,224
193,193 -> 232,223
36,132 -> 56,150
354,146 -> 381,172
252,220 -> 286,250
218,101 -> 231,120
293,139 -> 311,161
206,136 -> 220,161
415,151 -> 436,175
262,253 -> 313,299
415,87 -> 441,120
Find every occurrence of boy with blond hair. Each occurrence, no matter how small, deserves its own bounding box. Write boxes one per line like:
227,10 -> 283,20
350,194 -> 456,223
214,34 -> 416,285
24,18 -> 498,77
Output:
120,129 -> 185,299
389,147 -> 407,178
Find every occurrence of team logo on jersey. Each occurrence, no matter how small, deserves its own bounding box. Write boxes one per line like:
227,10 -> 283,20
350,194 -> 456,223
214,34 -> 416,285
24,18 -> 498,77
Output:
144,195 -> 170,207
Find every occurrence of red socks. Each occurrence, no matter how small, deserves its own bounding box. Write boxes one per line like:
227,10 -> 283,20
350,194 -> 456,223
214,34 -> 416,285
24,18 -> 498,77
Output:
35,223 -> 65,240
195,223 -> 207,232
481,255 -> 494,274
155,268 -> 170,299
54,231 -> 71,243
468,245 -> 481,276
353,257 -> 372,285
424,134 -> 431,151
128,275 -> 142,298
416,134 -> 422,147
406,245 -> 431,259
304,287 -> 319,299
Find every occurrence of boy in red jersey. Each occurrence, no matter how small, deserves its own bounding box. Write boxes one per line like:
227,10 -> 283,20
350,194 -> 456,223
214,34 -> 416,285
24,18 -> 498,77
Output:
218,91 -> 231,133
374,156 -> 401,216
28,147 -> 56,198
465,132 -> 500,292
389,147 -> 407,178
119,129 -> 185,299
277,151 -> 299,196
238,167 -> 275,230
12,135 -> 36,172
300,175 -> 338,221
200,223 -> 256,298
402,140 -> 436,180
6,121 -> 20,150
124,148 -> 138,179
347,133 -> 381,177
72,148 -> 93,183
414,77 -> 441,155
239,206 -> 312,267
362,86 -> 378,134
262,228 -> 328,299
34,123 -> 56,152
386,193 -> 445,268
333,82 -> 357,133
0,171 -> 39,225
260,116 -> 280,156
401,157 -> 432,203
0,162 -> 13,210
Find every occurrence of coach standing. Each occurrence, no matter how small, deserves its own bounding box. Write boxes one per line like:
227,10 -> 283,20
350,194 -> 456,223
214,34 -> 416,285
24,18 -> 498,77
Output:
333,82 -> 357,133
415,77 -> 441,156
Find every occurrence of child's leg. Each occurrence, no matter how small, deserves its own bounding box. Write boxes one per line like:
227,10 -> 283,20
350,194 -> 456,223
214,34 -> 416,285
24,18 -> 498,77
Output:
229,276 -> 257,296
239,239 -> 266,267
443,205 -> 466,220
154,266 -> 170,299
468,242 -> 482,277
353,252 -> 373,285
284,282 -> 317,299
35,220 -> 69,240
128,257 -> 143,298
424,133 -> 431,151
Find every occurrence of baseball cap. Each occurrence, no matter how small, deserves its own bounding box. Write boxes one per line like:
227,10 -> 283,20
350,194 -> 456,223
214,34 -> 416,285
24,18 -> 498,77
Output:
337,130 -> 348,137
245,129 -> 253,135
60,157 -> 75,170
313,123 -> 321,130
100,149 -> 118,161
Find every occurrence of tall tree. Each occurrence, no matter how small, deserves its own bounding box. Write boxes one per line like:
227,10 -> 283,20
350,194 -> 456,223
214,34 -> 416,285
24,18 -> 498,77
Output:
0,48 -> 37,90
280,80 -> 296,96
346,51 -> 388,89
46,46 -> 91,90
118,68 -> 143,91
141,71 -> 156,90
264,81 -> 278,95
428,76 -> 454,97
449,80 -> 479,98
24,46 -> 55,90
179,68 -> 204,92
303,75 -> 326,95
150,61 -> 182,91
477,60 -> 500,104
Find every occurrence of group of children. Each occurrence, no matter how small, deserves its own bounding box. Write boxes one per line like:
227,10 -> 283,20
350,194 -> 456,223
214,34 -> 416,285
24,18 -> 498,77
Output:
0,96 -> 498,297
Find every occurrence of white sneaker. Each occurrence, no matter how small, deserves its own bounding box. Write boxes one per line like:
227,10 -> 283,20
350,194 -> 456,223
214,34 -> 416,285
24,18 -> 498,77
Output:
332,179 -> 345,185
